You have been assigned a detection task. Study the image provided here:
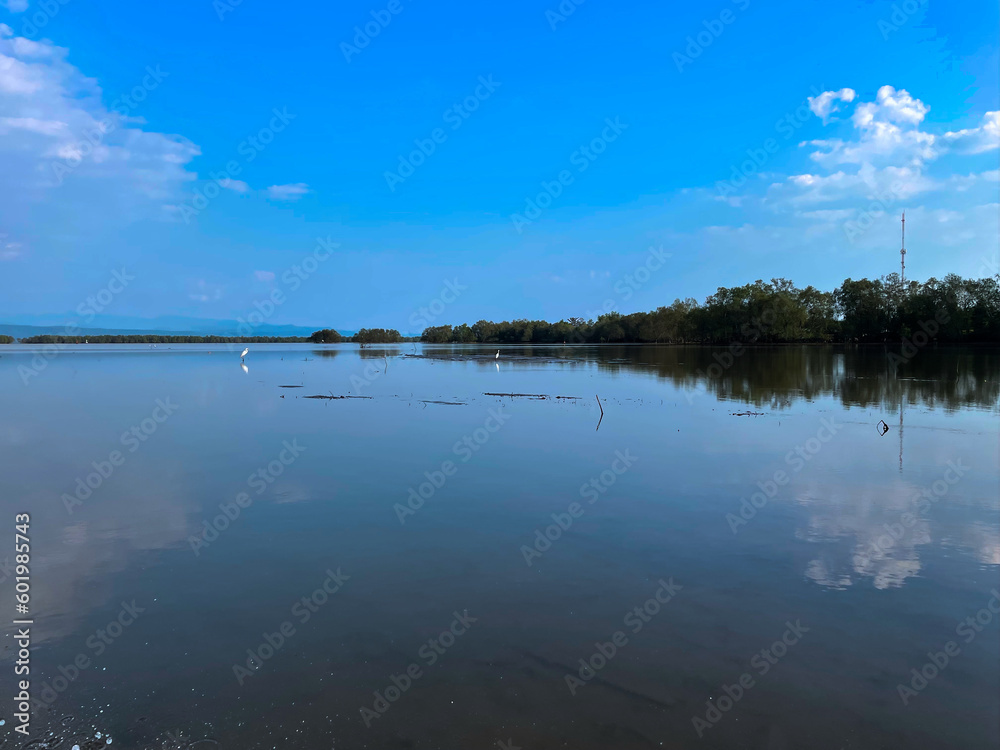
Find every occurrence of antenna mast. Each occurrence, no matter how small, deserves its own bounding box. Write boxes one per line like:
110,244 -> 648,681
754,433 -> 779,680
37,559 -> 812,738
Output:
900,212 -> 906,283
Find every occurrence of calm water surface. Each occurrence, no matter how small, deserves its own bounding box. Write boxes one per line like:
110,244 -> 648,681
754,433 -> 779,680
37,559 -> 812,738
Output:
1,344 -> 997,749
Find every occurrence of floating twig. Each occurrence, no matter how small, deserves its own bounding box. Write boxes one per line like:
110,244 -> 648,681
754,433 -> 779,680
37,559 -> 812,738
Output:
484,392 -> 548,399
304,394 -> 373,400
483,392 -> 581,400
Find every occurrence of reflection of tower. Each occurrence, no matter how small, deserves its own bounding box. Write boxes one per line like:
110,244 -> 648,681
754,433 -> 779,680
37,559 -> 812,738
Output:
900,212 -> 906,283
899,393 -> 905,473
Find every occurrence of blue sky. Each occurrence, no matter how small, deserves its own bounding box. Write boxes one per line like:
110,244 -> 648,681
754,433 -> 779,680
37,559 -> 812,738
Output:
0,0 -> 997,332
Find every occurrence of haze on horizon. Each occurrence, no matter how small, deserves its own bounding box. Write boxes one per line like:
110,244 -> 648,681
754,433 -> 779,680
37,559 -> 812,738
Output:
0,0 -> 997,333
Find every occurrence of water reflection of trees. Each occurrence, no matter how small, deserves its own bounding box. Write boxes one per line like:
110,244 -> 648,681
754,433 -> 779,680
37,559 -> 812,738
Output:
357,347 -> 402,359
413,344 -> 999,411
592,345 -> 1000,411
313,347 -> 403,359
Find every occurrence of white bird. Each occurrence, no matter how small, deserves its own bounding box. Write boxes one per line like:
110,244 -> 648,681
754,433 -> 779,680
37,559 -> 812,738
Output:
495,349 -> 500,359
241,347 -> 249,361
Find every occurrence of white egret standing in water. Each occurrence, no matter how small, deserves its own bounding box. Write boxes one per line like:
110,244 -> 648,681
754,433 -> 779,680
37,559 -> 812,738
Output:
241,347 -> 249,361
495,349 -> 500,359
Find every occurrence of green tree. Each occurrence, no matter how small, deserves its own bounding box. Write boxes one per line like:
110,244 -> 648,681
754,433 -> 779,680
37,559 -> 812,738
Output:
354,328 -> 402,344
421,325 -> 454,343
310,329 -> 344,343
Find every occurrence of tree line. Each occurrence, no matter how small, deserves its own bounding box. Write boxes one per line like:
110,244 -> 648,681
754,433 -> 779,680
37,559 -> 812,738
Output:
420,275 -> 1000,344
311,328 -> 406,344
8,274 -> 996,346
17,334 -> 313,344
14,330 -> 409,345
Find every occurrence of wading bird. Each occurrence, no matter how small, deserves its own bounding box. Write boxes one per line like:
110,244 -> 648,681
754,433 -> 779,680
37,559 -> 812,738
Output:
241,347 -> 249,361
495,350 -> 500,359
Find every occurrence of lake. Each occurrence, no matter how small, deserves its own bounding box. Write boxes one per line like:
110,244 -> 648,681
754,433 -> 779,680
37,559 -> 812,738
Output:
1,343 -> 997,749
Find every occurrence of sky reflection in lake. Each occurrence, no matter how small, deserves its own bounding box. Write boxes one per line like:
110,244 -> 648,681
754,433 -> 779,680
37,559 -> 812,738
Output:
1,344 -> 997,749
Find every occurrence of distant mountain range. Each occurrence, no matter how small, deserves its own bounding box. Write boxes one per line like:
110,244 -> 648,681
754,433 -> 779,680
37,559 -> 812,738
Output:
0,315 -> 347,339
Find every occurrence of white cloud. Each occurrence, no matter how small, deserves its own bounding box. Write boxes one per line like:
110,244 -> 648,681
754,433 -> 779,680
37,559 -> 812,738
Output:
0,29 -> 199,228
805,86 -> 938,169
794,208 -> 855,222
679,85 -> 998,277
2,0 -> 29,13
945,170 -> 999,193
715,194 -> 745,207
768,165 -> 935,209
760,86 -> 998,220
0,49 -> 45,93
188,279 -> 223,303
0,234 -> 21,260
807,126 -> 937,169
861,85 -> 929,127
266,182 -> 309,201
807,87 -> 855,123
0,115 -> 66,134
224,178 -> 251,193
11,35 -> 59,58
944,111 -> 1000,154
